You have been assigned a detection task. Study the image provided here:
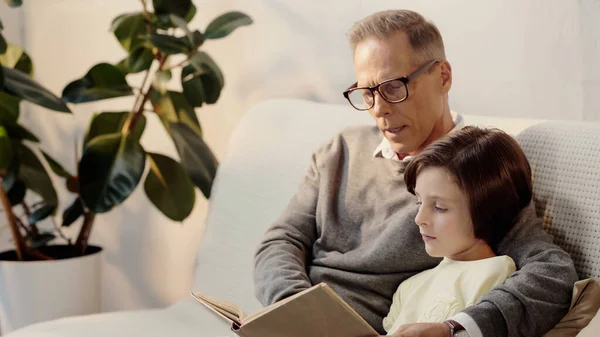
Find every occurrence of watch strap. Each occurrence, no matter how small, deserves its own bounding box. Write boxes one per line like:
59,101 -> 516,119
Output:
444,319 -> 465,336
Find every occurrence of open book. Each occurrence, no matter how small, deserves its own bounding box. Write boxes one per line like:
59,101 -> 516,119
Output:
191,282 -> 378,337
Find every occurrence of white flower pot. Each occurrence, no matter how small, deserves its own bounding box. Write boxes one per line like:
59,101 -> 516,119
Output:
0,245 -> 102,334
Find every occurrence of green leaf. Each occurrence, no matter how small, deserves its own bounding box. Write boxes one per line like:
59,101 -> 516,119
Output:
153,0 -> 191,18
169,14 -> 194,47
0,91 -> 21,123
41,151 -> 71,178
189,52 -> 224,89
201,69 -> 221,104
78,133 -> 146,213
7,179 -> 25,205
66,175 -> 78,193
12,51 -> 32,76
0,44 -> 33,75
28,204 -> 57,224
4,122 -> 39,142
183,52 -> 224,105
111,12 -> 147,52
62,63 -> 133,104
121,47 -> 154,74
1,154 -> 18,191
181,62 -> 222,106
0,34 -> 6,55
184,4 -> 196,22
3,67 -> 71,112
181,65 -> 205,107
84,111 -> 146,145
17,143 -> 58,204
0,125 -> 12,172
4,0 -> 22,8
148,14 -> 173,30
150,89 -> 201,135
204,11 -> 252,40
149,34 -> 190,55
144,152 -> 195,221
62,197 -> 84,227
27,233 -> 55,249
191,30 -> 205,48
168,122 -> 218,198
115,59 -> 129,76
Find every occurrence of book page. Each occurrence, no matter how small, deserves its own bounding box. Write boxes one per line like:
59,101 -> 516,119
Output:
239,282 -> 378,337
191,292 -> 245,324
243,284 -> 323,323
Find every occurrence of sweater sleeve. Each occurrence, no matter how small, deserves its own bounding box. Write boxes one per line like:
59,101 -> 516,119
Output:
461,202 -> 578,337
253,141 -> 330,306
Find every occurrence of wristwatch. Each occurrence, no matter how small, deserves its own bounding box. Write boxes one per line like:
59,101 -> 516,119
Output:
443,320 -> 466,336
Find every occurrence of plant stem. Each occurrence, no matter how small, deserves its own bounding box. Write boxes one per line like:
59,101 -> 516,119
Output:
14,217 -> 30,235
0,178 -> 26,260
74,211 -> 95,256
28,249 -> 54,261
21,202 -> 39,235
127,67 -> 153,130
51,217 -> 72,245
140,0 -> 150,20
123,53 -> 168,135
21,202 -> 31,217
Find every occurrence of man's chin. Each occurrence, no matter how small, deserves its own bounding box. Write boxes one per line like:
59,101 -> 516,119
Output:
390,144 -> 418,158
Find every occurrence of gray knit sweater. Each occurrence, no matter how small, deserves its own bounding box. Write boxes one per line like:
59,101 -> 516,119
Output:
253,125 -> 578,337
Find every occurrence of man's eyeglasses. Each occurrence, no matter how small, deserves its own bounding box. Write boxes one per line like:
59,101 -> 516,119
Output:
343,59 -> 440,111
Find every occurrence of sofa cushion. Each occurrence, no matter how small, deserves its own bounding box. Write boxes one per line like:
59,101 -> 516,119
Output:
543,279 -> 600,337
516,121 -> 600,280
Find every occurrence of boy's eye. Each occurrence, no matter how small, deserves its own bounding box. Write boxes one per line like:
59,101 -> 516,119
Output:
434,206 -> 447,212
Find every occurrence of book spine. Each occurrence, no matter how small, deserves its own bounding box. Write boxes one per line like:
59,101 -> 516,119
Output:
231,322 -> 249,337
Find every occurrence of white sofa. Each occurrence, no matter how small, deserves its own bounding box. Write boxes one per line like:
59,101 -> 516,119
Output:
5,99 -> 600,337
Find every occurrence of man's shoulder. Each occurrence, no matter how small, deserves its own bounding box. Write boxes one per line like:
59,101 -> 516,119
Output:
338,124 -> 381,138
310,125 -> 381,165
338,125 -> 382,148
314,125 -> 381,154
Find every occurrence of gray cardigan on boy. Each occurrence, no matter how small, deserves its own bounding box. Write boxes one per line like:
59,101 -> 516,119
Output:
253,125 -> 578,337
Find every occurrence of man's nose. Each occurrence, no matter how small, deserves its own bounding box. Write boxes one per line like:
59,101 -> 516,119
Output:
370,91 -> 391,118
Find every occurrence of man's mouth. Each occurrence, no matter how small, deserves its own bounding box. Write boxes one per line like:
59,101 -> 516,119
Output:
385,125 -> 407,134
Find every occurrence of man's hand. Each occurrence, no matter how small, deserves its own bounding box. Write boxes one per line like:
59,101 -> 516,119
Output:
380,322 -> 450,337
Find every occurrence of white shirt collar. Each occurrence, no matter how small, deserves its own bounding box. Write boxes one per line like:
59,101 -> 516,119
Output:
373,111 -> 465,162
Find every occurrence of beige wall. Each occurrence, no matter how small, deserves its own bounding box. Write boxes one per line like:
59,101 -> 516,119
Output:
1,0 -> 599,312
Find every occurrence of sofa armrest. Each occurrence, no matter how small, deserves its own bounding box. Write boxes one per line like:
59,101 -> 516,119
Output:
5,299 -> 232,337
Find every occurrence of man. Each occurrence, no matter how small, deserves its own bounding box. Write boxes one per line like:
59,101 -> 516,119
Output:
253,9 -> 578,337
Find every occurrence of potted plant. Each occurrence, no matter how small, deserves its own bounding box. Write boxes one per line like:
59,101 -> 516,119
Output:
0,0 -> 252,333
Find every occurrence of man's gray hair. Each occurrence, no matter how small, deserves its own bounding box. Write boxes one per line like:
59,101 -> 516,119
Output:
347,9 -> 446,64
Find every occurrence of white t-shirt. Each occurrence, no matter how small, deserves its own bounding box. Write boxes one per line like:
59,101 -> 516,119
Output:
384,255 -> 516,335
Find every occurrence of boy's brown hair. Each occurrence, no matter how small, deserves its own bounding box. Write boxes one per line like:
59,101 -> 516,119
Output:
404,126 -> 533,247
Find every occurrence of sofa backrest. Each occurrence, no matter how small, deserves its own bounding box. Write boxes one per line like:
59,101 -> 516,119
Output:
517,121 -> 600,280
191,99 -> 545,313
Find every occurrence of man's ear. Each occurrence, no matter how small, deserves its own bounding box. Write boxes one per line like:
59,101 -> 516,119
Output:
439,60 -> 452,94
